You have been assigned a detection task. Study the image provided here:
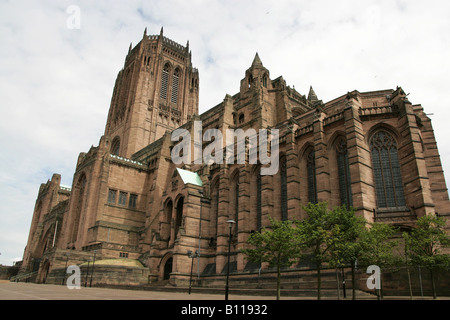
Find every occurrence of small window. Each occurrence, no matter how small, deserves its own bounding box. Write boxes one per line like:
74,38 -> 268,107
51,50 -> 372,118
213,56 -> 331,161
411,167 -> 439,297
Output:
238,114 -> 245,124
118,191 -> 127,206
108,189 -> 117,204
119,252 -> 129,258
129,194 -> 137,209
262,75 -> 268,88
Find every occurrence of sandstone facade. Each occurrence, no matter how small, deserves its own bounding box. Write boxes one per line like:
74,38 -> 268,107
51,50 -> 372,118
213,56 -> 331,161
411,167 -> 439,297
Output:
19,29 -> 450,286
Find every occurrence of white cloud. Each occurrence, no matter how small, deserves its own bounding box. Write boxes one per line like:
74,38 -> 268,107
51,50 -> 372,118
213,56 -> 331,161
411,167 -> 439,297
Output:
1,0 -> 450,265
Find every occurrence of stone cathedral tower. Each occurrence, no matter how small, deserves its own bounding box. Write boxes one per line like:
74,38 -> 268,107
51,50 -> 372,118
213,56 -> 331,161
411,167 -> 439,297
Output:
105,27 -> 199,158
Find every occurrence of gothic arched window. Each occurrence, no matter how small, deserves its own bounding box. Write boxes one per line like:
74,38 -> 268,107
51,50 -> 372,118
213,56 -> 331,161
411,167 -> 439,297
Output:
370,130 -> 406,208
230,171 -> 239,234
171,68 -> 180,105
234,174 -> 239,233
280,157 -> 288,220
337,138 -> 352,208
175,196 -> 184,238
111,137 -> 120,156
262,74 -> 268,88
210,180 -> 219,243
160,63 -> 170,100
162,199 -> 173,241
307,148 -> 317,204
256,172 -> 262,231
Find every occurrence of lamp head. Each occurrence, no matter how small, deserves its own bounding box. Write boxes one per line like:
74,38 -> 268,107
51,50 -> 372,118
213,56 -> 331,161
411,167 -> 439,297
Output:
226,219 -> 236,227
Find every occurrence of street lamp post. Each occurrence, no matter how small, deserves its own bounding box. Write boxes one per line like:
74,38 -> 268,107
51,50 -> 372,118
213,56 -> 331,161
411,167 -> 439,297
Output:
225,219 -> 236,301
90,250 -> 97,287
187,250 -> 199,294
85,260 -> 90,287
198,190 -> 204,281
62,253 -> 70,285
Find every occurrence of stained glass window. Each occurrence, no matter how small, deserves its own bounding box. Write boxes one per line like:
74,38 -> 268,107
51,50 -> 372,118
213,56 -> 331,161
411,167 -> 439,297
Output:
234,174 -> 239,233
280,157 -> 288,220
337,139 -> 353,208
307,149 -> 317,204
370,130 -> 406,208
256,173 -> 262,231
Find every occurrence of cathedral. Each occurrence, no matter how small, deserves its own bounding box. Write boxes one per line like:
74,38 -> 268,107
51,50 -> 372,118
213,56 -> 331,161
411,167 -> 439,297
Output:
18,28 -> 450,286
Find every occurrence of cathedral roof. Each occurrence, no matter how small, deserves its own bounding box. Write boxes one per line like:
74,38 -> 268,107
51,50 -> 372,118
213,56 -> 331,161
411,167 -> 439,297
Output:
176,168 -> 203,186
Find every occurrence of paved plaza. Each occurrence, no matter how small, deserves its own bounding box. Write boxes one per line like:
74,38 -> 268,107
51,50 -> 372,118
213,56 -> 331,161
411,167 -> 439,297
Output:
0,281 -> 295,300
0,281 -> 447,301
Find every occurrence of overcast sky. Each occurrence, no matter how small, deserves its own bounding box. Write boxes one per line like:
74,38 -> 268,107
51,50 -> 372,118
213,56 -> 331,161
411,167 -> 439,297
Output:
1,0 -> 450,266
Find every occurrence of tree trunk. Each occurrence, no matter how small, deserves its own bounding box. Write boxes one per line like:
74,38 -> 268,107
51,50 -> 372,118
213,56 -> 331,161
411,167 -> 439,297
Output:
276,263 -> 281,300
430,268 -> 437,299
317,261 -> 321,300
407,266 -> 413,300
351,263 -> 356,300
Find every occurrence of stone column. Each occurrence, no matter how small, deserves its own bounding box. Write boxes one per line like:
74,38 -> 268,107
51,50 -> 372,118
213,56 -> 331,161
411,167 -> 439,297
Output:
313,111 -> 331,204
344,94 -> 376,222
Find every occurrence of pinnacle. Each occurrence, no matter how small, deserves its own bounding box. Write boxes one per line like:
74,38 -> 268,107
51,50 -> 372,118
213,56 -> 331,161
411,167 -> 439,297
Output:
308,86 -> 318,102
251,52 -> 263,67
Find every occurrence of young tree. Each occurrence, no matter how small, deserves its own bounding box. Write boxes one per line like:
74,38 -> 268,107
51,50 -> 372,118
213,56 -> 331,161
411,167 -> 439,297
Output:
297,202 -> 370,300
358,222 -> 399,299
242,217 -> 305,300
295,202 -> 338,300
326,206 -> 366,300
403,214 -> 450,299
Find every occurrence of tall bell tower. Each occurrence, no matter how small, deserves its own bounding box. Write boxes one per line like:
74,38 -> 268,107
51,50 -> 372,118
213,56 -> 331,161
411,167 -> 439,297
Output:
104,27 -> 199,158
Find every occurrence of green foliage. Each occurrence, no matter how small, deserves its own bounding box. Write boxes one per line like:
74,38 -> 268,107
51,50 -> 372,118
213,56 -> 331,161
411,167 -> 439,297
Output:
295,202 -> 330,266
403,215 -> 450,269
295,202 -> 370,299
295,203 -> 366,267
403,214 -> 450,299
242,202 -> 450,300
243,216 -> 305,268
357,222 -> 399,269
324,205 -> 366,269
242,216 -> 305,299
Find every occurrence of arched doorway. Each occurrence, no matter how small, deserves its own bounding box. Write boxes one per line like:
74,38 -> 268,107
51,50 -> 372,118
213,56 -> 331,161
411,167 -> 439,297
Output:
163,257 -> 173,280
